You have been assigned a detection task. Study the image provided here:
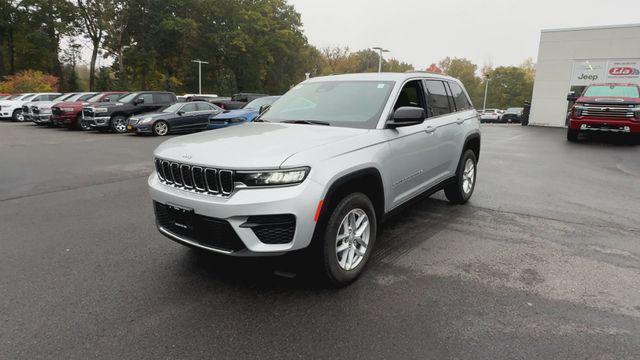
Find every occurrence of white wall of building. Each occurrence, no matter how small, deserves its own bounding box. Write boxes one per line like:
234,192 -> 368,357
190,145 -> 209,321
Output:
530,24 -> 640,127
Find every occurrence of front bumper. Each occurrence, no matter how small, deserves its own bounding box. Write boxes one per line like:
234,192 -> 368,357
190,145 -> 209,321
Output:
84,115 -> 111,128
148,173 -> 323,256
33,114 -> 53,124
127,120 -> 153,133
569,118 -> 640,133
52,113 -> 77,126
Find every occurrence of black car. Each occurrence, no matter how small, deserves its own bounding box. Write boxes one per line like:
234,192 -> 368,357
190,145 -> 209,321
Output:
127,101 -> 222,136
210,93 -> 269,110
82,91 -> 177,133
501,107 -> 524,123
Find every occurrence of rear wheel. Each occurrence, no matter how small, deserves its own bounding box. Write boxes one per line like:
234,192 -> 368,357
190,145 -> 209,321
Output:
444,149 -> 477,204
567,129 -> 579,142
110,115 -> 128,133
153,120 -> 169,136
319,193 -> 377,287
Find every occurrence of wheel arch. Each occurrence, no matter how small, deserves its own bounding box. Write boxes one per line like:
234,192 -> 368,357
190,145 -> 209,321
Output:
463,133 -> 481,163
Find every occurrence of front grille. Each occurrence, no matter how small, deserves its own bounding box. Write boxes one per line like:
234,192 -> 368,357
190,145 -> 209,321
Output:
31,106 -> 40,115
52,107 -> 63,116
82,107 -> 95,118
579,104 -> 636,120
155,158 -> 235,196
154,202 -> 245,252
241,215 -> 296,244
22,105 -> 29,113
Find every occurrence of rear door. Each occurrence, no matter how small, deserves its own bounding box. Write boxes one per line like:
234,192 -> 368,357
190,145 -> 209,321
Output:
193,103 -> 218,129
446,81 -> 477,170
174,103 -> 198,130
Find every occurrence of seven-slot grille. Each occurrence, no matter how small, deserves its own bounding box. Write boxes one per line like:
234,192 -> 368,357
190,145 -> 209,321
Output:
31,106 -> 40,115
82,107 -> 95,118
51,107 -> 63,115
155,158 -> 235,196
579,104 -> 636,120
22,105 -> 30,113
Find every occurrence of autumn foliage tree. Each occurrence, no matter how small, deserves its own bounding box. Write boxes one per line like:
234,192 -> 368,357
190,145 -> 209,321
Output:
0,70 -> 58,93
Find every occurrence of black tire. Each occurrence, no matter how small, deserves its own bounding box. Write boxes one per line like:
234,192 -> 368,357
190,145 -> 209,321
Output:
153,120 -> 170,136
110,115 -> 128,133
75,114 -> 91,131
444,149 -> 477,204
567,129 -> 579,142
12,109 -> 23,122
319,193 -> 377,287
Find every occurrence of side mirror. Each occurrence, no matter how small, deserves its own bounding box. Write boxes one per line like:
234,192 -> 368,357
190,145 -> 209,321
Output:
134,98 -> 144,105
567,92 -> 579,102
259,104 -> 271,114
177,110 -> 185,116
387,106 -> 426,128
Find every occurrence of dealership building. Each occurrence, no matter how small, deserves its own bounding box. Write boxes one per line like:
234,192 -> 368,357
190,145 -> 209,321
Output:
530,23 -> 640,127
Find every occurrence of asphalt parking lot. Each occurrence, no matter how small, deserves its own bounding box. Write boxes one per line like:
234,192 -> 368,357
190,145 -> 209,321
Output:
1,122 -> 639,359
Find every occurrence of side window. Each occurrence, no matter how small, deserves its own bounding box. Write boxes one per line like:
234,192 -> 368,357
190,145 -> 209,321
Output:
393,80 -> 425,111
106,94 -> 122,102
448,82 -> 472,111
35,94 -> 47,101
195,103 -> 212,111
48,94 -> 59,100
181,103 -> 198,113
423,80 -> 452,117
138,93 -> 154,104
154,93 -> 173,104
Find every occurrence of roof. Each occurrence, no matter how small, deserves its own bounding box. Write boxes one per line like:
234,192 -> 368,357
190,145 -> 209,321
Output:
542,23 -> 640,33
306,72 -> 456,83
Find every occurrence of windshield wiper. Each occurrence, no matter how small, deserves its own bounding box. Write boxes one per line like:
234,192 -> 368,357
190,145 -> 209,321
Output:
281,120 -> 330,126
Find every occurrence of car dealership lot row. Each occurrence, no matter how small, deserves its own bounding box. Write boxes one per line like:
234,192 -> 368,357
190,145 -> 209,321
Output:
1,122 -> 639,359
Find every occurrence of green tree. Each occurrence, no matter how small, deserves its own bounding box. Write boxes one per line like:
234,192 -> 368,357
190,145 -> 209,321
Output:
439,57 -> 482,106
485,66 -> 533,109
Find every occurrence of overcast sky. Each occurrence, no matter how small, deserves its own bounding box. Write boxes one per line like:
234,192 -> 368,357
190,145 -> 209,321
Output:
288,0 -> 640,69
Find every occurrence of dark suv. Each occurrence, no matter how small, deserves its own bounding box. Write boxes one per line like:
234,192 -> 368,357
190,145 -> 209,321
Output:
83,91 -> 177,133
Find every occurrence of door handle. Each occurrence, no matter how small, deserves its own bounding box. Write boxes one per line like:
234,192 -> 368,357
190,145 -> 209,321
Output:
425,126 -> 436,134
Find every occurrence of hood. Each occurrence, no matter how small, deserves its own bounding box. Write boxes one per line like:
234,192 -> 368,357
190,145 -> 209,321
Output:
213,108 -> 257,120
55,101 -> 92,108
154,122 -> 368,169
86,101 -> 125,108
29,100 -> 57,109
577,96 -> 640,105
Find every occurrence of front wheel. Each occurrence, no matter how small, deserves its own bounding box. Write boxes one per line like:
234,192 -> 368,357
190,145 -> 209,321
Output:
110,115 -> 128,133
444,149 -> 477,204
75,115 -> 91,131
12,109 -> 24,122
153,120 -> 169,136
319,193 -> 377,287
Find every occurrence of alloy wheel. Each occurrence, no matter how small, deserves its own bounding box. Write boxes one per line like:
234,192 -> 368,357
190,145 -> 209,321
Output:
335,208 -> 370,271
114,118 -> 127,133
154,122 -> 168,136
462,158 -> 475,194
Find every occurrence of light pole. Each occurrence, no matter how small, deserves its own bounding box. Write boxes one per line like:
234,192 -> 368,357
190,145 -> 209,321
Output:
482,76 -> 490,112
372,47 -> 390,73
191,59 -> 209,94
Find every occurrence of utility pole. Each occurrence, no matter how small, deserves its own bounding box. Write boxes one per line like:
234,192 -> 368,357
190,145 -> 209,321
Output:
372,47 -> 390,73
482,76 -> 490,112
191,59 -> 209,94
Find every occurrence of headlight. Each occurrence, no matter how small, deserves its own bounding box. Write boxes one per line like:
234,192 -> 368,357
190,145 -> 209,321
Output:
139,117 -> 154,124
235,167 -> 310,187
94,107 -> 108,114
61,107 -> 75,112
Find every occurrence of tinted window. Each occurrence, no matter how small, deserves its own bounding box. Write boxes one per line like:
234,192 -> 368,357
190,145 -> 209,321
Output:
78,93 -> 97,101
47,94 -> 60,100
424,80 -> 452,116
154,93 -> 174,104
394,80 -> 425,111
448,82 -> 472,111
138,93 -> 154,104
106,94 -> 123,102
181,103 -> 198,112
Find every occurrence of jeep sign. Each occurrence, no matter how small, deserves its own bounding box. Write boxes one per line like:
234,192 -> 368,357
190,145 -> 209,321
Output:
572,59 -> 640,86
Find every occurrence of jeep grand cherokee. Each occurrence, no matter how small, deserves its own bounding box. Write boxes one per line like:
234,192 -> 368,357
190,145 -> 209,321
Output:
149,73 -> 481,286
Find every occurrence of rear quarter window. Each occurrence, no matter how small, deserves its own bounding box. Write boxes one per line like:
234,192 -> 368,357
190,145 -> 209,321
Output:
448,82 -> 473,111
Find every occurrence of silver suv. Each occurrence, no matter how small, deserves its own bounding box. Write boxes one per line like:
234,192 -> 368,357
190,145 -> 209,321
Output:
149,72 -> 480,285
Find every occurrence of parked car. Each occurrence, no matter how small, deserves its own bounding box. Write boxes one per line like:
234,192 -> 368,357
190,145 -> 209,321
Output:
28,93 -> 80,125
501,107 -> 524,123
567,83 -> 640,142
208,96 -> 280,129
0,93 -> 11,100
127,101 -> 222,136
82,91 -> 177,133
149,72 -> 480,286
210,93 -> 269,110
479,109 -> 502,123
52,92 -> 127,130
1,93 -> 60,122
20,93 -> 62,122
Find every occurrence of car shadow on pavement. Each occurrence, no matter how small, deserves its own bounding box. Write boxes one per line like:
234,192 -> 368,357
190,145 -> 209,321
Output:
176,195 -> 469,290
574,132 -> 639,146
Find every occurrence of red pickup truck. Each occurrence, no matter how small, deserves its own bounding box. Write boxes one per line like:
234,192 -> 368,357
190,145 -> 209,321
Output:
567,83 -> 640,142
52,92 -> 127,130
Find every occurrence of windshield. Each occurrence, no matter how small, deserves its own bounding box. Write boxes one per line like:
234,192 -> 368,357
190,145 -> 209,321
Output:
7,94 -> 23,100
261,81 -> 394,128
584,85 -> 640,98
86,94 -> 105,103
245,96 -> 279,109
118,92 -> 139,103
77,93 -> 97,101
21,94 -> 36,101
54,93 -> 76,102
162,103 -> 183,113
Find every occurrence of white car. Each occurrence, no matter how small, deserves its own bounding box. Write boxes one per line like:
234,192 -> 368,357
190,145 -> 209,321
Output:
0,93 -> 61,122
479,109 -> 502,123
